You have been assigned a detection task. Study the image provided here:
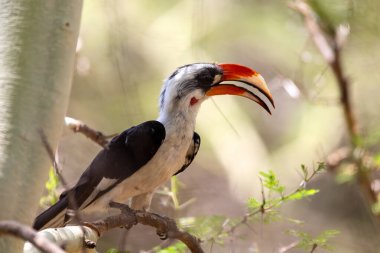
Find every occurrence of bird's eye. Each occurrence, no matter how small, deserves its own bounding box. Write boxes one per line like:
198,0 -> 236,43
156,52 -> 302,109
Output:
196,73 -> 213,84
196,68 -> 215,85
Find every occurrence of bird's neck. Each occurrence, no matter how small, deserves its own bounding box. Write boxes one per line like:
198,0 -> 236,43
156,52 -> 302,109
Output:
157,106 -> 198,137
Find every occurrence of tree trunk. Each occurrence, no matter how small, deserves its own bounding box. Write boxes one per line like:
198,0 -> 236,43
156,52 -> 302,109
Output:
0,1 -> 82,251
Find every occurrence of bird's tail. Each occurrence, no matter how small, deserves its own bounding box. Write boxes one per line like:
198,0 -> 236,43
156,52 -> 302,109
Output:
33,197 -> 68,230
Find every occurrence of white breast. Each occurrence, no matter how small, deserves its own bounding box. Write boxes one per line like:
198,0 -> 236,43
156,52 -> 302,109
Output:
83,114 -> 195,215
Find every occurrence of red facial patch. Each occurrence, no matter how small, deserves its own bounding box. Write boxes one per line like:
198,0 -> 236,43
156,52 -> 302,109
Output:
190,97 -> 199,106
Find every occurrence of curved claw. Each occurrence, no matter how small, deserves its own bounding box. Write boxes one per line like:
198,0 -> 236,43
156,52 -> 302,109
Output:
123,223 -> 134,230
156,228 -> 168,240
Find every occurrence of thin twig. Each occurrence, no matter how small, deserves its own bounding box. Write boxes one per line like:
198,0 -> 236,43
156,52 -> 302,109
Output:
214,166 -> 323,242
65,117 -> 111,148
310,243 -> 318,253
277,240 -> 299,253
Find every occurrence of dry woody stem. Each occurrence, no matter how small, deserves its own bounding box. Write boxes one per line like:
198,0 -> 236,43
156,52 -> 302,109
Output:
65,117 -> 110,148
290,0 -> 380,226
0,220 -> 65,253
88,202 -> 204,253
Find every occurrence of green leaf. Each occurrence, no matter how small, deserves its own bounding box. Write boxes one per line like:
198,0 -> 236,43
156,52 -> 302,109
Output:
178,216 -> 228,243
262,209 -> 281,224
316,162 -> 326,173
39,167 -> 60,207
301,164 -> 308,179
335,163 -> 357,184
259,170 -> 285,194
106,248 -> 121,253
285,189 -> 319,200
45,167 -> 59,191
247,197 -> 262,210
287,217 -> 305,225
372,202 -> 380,215
154,242 -> 187,253
315,230 -> 340,251
374,154 -> 380,166
287,229 -> 340,251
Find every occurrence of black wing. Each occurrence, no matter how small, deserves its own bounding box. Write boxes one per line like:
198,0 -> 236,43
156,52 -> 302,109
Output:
174,132 -> 200,175
33,120 -> 165,230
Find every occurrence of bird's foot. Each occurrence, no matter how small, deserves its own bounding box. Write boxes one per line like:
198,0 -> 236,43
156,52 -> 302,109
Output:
156,218 -> 170,240
84,239 -> 97,249
123,222 -> 136,230
109,201 -> 138,229
109,201 -> 133,211
156,227 -> 168,240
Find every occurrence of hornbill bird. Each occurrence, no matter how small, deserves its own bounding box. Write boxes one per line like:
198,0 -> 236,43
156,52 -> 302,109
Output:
33,63 -> 274,230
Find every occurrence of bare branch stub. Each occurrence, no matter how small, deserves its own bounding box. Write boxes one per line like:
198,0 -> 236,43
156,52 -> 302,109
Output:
65,116 -> 111,148
277,241 -> 299,253
87,202 -> 204,253
0,220 -> 65,253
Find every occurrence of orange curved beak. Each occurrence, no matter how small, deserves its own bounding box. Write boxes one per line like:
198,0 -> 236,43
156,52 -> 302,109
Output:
206,63 -> 274,114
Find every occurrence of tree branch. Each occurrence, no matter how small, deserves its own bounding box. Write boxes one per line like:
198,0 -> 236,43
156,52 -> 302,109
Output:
289,0 -> 335,63
64,117 -> 111,148
23,225 -> 98,253
87,202 -> 204,253
0,220 -> 65,253
290,0 -> 380,226
27,202 -> 203,252
289,0 -> 358,142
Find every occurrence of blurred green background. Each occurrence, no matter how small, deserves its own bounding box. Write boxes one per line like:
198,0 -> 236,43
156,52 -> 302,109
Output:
58,0 -> 380,252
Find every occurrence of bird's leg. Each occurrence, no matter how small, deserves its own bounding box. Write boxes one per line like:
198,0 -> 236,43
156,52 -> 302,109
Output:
109,201 -> 132,210
109,200 -> 168,239
130,191 -> 154,211
131,192 -> 170,239
154,213 -> 182,240
109,201 -> 137,229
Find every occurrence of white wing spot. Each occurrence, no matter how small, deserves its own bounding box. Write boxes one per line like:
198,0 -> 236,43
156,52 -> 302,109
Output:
97,178 -> 118,191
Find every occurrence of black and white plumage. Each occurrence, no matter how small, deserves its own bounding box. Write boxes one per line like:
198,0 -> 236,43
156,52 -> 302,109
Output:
175,132 -> 200,175
33,121 -> 165,230
33,63 -> 274,230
